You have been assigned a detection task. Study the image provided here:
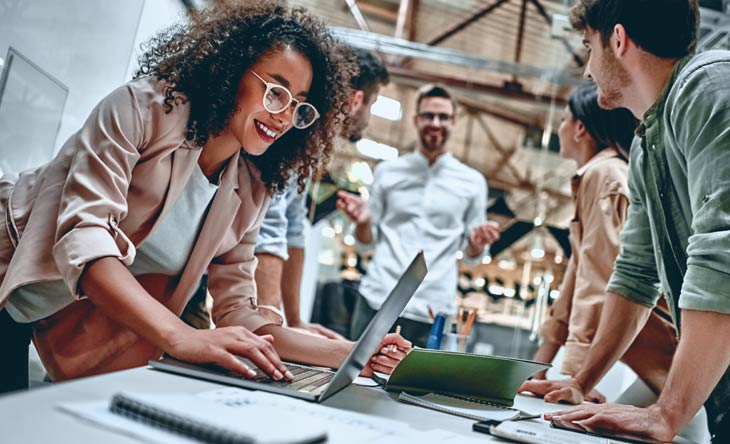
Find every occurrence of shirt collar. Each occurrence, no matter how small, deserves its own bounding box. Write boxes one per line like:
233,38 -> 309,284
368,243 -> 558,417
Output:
574,147 -> 621,178
413,149 -> 453,168
637,56 -> 692,137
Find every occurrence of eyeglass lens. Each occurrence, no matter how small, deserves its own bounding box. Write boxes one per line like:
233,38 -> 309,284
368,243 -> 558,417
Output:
419,112 -> 452,122
264,84 -> 317,128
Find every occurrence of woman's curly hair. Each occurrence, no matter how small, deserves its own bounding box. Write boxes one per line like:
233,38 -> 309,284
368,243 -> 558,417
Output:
134,3 -> 355,193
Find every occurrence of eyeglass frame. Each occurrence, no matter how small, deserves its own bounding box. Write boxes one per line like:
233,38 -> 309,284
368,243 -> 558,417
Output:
416,111 -> 454,125
250,70 -> 320,129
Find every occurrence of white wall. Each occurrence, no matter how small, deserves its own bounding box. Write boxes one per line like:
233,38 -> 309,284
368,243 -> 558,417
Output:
0,0 -> 185,165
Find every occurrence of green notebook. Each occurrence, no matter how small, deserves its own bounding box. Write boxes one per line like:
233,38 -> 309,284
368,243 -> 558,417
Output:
382,349 -> 550,407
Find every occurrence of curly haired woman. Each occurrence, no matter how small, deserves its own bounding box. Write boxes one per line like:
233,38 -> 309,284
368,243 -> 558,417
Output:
0,3 -> 410,393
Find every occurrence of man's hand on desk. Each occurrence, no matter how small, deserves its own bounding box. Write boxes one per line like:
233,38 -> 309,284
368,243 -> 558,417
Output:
518,378 -> 606,404
360,333 -> 413,377
545,403 -> 675,443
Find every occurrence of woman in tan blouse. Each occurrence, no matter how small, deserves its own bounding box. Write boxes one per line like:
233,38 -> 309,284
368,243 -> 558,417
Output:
522,85 -> 677,403
0,4 -> 410,393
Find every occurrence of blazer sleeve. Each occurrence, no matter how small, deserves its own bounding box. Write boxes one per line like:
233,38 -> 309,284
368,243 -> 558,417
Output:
562,168 -> 629,374
52,82 -> 150,297
208,185 -> 280,332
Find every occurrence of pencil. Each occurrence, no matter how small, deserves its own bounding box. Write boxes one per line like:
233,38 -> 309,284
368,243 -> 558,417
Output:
388,325 -> 402,353
463,309 -> 478,336
427,306 -> 435,321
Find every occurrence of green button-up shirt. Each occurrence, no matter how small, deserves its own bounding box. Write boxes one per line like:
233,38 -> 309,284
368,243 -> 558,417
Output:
607,50 -> 730,325
606,50 -> 730,423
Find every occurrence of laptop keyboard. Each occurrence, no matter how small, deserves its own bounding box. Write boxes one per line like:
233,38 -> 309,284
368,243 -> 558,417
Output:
240,362 -> 335,394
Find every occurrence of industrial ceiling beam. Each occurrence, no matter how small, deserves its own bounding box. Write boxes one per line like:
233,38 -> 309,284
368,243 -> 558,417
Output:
344,0 -> 372,32
513,0 -> 529,68
528,0 -> 584,67
427,0 -> 512,46
331,27 -> 583,87
386,65 -> 568,107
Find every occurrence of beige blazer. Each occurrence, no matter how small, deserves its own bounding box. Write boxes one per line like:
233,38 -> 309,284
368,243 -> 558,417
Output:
0,77 -> 277,380
539,148 -> 677,394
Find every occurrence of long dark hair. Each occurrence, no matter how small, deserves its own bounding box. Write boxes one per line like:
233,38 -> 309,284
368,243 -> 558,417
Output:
568,84 -> 638,160
134,3 -> 355,193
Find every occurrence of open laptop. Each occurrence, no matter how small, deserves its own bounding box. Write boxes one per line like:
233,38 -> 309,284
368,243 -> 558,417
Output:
150,251 -> 427,402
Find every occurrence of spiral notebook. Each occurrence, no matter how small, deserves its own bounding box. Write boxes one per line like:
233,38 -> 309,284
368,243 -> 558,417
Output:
59,391 -> 327,444
398,392 -> 520,421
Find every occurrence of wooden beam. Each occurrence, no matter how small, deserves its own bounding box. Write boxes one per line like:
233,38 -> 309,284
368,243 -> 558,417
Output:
528,0 -> 584,67
344,0 -> 372,32
357,2 -> 398,23
513,0 -> 529,67
427,0 -> 512,46
386,65 -> 568,107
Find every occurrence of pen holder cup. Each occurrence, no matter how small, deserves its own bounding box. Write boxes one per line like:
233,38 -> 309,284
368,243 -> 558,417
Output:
440,332 -> 471,353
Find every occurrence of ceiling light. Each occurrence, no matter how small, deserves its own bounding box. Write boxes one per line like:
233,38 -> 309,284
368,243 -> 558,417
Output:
370,95 -> 402,121
356,139 -> 399,161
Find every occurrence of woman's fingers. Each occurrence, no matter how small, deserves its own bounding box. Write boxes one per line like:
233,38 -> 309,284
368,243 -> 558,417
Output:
216,350 -> 257,378
226,328 -> 291,380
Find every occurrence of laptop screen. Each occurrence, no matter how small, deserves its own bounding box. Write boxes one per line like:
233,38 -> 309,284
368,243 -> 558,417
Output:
318,251 -> 427,401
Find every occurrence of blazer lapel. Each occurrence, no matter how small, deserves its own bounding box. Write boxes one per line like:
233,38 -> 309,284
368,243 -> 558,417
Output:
167,150 -> 243,314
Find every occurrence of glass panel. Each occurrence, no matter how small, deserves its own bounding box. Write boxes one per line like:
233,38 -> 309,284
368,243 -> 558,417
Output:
0,47 -> 68,175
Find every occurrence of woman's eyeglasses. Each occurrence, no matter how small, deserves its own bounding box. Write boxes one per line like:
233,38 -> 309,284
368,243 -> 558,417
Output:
251,70 -> 320,129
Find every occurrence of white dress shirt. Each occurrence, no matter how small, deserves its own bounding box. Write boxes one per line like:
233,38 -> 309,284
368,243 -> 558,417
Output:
358,150 -> 488,322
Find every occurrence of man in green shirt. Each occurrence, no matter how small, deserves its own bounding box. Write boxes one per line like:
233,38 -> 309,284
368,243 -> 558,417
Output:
519,1 -> 730,442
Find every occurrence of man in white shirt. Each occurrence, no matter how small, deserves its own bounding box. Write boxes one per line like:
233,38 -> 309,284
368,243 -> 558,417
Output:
338,84 -> 500,346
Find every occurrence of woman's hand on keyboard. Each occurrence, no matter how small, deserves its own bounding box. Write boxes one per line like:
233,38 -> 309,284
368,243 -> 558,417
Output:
166,325 -> 294,381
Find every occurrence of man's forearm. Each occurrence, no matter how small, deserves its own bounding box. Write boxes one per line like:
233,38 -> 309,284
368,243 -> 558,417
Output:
656,309 -> 730,434
281,247 -> 304,325
574,292 -> 651,392
255,324 -> 352,368
354,220 -> 373,245
254,253 -> 285,307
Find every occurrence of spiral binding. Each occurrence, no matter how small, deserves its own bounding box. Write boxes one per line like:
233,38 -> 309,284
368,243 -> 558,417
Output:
110,393 -> 255,444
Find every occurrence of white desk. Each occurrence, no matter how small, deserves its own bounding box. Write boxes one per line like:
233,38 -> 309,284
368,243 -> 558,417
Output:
0,366 -> 561,443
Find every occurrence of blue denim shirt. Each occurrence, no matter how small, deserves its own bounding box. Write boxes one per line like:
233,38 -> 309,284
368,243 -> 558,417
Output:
254,176 -> 307,260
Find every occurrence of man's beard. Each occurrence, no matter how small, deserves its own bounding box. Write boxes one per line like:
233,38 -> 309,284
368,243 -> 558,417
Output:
419,128 -> 448,152
597,48 -> 631,110
345,107 -> 368,142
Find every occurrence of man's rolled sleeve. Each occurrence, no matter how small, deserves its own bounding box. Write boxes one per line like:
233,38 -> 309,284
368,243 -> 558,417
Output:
284,188 -> 307,250
672,63 -> 730,314
606,151 -> 661,308
254,190 -> 289,260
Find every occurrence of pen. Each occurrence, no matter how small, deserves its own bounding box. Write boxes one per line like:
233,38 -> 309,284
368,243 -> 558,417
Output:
511,413 -> 542,421
427,306 -> 435,321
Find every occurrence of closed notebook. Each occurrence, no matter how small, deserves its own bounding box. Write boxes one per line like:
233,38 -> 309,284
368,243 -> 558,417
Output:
398,392 -> 520,421
382,349 -> 550,406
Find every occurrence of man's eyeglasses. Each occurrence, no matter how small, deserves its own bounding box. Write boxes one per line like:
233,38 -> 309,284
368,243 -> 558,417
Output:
417,112 -> 454,123
251,70 -> 320,129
